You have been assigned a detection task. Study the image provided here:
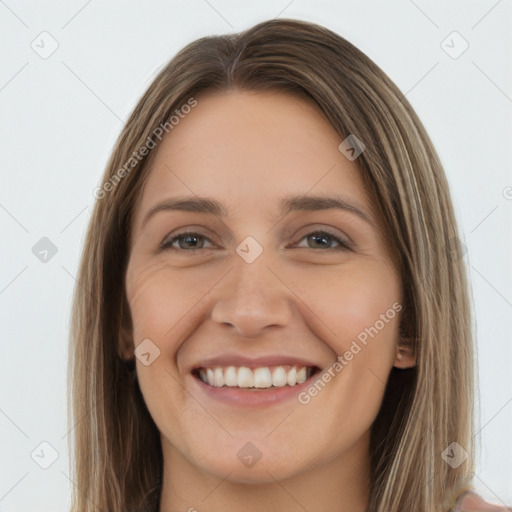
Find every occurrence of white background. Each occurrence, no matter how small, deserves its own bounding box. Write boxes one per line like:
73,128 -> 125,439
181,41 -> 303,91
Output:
0,1 -> 511,510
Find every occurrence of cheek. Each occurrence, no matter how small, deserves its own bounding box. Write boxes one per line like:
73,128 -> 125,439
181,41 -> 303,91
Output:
303,261 -> 400,332
302,261 -> 401,376
126,261 -> 207,343
125,263 -> 198,434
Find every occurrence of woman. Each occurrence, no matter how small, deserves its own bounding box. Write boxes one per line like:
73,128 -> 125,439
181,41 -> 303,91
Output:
67,18 -> 511,512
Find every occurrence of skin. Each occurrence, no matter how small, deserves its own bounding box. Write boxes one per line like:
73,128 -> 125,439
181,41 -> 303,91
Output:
457,492 -> 512,511
121,89 -> 417,512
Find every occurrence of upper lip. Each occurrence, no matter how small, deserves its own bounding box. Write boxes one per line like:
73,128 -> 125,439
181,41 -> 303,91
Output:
191,353 -> 322,371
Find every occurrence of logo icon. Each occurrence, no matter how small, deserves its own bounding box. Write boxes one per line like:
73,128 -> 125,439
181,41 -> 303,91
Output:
31,31 -> 59,59
338,134 -> 366,161
441,442 -> 469,468
237,442 -> 263,468
134,338 -> 161,366
32,237 -> 58,263
31,441 -> 59,469
441,31 -> 469,60
236,236 -> 263,264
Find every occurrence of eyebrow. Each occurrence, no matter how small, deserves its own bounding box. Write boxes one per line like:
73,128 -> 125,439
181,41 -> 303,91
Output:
141,194 -> 374,228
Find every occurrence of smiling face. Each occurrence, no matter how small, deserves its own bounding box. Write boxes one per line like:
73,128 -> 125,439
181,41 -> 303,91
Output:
122,89 -> 413,488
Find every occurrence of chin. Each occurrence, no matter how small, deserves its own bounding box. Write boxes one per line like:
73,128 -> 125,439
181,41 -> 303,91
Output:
196,447 -> 304,484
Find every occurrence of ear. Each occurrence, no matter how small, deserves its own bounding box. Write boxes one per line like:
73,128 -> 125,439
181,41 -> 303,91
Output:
117,294 -> 134,362
393,304 -> 416,369
119,324 -> 134,361
393,344 -> 416,369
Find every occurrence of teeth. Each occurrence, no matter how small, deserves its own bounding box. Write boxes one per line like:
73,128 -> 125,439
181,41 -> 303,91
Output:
272,366 -> 288,387
224,366 -> 237,386
213,367 -> 224,387
237,367 -> 253,387
254,367 -> 272,388
296,366 -> 307,384
197,365 -> 315,389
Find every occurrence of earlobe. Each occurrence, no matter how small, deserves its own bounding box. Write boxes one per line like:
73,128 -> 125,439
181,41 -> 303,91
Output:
395,313 -> 416,369
118,322 -> 134,361
393,344 -> 416,369
117,297 -> 135,361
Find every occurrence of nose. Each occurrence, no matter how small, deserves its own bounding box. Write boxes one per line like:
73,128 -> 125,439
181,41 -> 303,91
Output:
210,251 -> 293,338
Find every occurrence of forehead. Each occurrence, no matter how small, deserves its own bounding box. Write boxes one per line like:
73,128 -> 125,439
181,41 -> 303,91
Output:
133,89 -> 371,225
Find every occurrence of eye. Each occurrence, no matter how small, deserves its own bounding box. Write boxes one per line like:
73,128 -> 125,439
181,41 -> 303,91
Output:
294,230 -> 351,251
160,229 -> 351,255
160,231 -> 214,254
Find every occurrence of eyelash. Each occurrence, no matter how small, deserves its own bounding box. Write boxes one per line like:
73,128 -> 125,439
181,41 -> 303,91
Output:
159,229 -> 352,255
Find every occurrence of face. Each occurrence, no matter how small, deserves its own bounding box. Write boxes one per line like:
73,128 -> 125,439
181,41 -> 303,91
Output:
123,89 -> 412,484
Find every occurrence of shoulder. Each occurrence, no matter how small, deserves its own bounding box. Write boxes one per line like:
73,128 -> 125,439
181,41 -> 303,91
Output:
455,491 -> 512,511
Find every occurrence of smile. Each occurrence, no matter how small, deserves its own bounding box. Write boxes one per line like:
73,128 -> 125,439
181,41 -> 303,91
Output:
193,364 -> 320,389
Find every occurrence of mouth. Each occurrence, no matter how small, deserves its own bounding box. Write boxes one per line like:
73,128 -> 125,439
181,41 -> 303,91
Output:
191,364 -> 322,391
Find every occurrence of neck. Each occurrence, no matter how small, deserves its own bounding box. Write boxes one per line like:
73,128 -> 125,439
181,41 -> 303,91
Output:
158,430 -> 371,512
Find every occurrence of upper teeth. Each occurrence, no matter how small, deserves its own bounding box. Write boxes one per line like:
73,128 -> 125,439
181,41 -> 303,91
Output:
198,365 -> 314,388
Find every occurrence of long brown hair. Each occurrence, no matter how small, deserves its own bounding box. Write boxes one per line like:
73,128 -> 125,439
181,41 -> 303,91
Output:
67,18 -> 476,511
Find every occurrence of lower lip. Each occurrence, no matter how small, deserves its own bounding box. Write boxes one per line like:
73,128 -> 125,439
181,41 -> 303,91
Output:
190,371 -> 319,407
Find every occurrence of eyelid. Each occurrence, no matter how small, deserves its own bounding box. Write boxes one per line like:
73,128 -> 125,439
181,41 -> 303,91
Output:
160,225 -> 354,253
159,230 -> 215,251
291,224 -> 353,248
